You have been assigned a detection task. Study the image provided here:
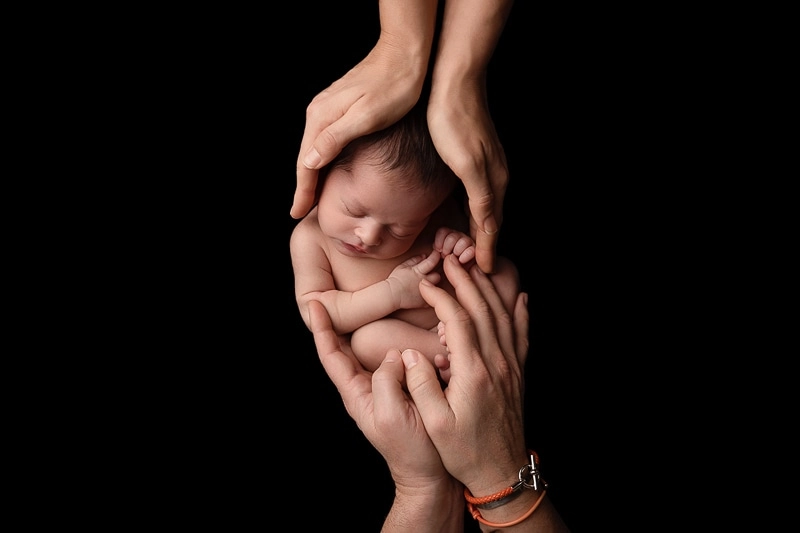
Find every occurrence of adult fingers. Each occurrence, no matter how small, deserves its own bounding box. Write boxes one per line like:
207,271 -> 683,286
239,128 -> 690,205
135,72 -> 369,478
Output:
472,151 -> 508,274
303,86 -> 397,169
461,170 -> 498,274
291,95 -> 333,219
291,88 -> 373,219
418,273 -> 481,370
308,102 -> 392,166
308,300 -> 371,418
464,260 -> 518,376
440,255 -> 502,365
400,348 -> 454,433
451,141 -> 507,275
291,165 -> 319,219
513,292 -> 530,369
371,349 -> 411,428
380,349 -> 449,479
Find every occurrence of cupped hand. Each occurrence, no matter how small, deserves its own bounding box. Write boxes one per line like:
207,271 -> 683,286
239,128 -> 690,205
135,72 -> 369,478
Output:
308,299 -> 447,486
291,41 -> 428,220
427,79 -> 509,274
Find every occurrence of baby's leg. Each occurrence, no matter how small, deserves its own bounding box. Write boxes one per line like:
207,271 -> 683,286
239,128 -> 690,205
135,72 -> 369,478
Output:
351,318 -> 448,373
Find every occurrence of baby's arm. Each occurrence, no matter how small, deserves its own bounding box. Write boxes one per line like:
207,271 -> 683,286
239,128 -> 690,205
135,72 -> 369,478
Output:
292,221 -> 443,335
433,227 -> 476,265
331,252 -> 443,333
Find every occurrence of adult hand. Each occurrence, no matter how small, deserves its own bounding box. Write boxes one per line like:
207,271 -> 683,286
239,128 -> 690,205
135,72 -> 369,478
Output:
427,0 -> 514,274
403,253 -> 527,492
291,0 -> 437,220
307,300 -> 463,532
427,82 -> 508,274
401,255 -> 569,530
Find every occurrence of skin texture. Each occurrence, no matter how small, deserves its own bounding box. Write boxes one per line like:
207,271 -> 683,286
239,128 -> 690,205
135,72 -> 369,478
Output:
310,255 -> 569,532
292,0 -> 437,218
308,300 -> 464,533
291,0 -> 514,274
291,147 -> 519,375
428,0 -> 514,274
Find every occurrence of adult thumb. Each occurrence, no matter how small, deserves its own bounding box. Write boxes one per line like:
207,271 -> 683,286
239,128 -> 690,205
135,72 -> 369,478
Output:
401,349 -> 449,419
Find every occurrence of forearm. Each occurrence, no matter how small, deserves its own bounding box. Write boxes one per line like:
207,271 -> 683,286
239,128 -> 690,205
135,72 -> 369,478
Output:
308,281 -> 399,335
382,477 -> 464,533
377,0 -> 439,76
431,0 -> 513,83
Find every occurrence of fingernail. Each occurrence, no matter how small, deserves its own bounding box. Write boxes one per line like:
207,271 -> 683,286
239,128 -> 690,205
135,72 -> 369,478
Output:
384,349 -> 401,364
401,350 -> 419,369
483,215 -> 498,235
303,148 -> 321,169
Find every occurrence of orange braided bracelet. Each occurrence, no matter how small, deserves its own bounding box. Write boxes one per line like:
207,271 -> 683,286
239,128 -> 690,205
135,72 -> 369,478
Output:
464,450 -> 549,525
464,484 -> 516,506
468,489 -> 547,528
463,450 -> 545,508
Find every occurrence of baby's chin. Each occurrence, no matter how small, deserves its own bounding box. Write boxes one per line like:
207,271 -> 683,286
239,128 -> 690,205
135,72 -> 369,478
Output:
337,240 -> 408,260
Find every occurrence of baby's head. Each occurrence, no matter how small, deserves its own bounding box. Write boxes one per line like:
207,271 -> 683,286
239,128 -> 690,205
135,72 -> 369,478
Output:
316,103 -> 459,259
325,102 -> 457,200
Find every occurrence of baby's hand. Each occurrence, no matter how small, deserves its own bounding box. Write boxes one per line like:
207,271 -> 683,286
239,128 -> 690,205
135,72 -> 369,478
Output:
433,227 -> 476,265
387,251 -> 442,309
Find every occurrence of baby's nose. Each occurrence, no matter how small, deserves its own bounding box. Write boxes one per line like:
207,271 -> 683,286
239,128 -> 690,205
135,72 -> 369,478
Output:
356,221 -> 382,247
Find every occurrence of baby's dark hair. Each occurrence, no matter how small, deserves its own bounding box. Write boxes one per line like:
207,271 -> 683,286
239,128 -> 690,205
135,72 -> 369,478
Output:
326,101 -> 457,195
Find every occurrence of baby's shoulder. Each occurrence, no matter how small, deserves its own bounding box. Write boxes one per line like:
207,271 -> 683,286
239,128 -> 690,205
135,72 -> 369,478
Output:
290,209 -> 324,249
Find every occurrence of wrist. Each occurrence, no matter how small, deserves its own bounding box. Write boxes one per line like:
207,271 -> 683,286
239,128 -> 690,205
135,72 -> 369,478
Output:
464,450 -> 554,531
394,473 -> 462,502
473,489 -> 545,531
431,57 -> 486,88
461,448 -> 530,497
386,476 -> 464,533
372,37 -> 430,87
428,71 -> 486,113
383,278 -> 402,311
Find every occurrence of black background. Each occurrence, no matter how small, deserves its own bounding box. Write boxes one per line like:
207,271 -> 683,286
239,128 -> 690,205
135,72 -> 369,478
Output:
124,3 -> 670,530
270,4 -> 590,530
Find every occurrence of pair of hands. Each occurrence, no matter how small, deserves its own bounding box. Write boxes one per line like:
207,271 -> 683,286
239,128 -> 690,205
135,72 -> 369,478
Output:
310,254 -> 529,506
291,39 -> 507,274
